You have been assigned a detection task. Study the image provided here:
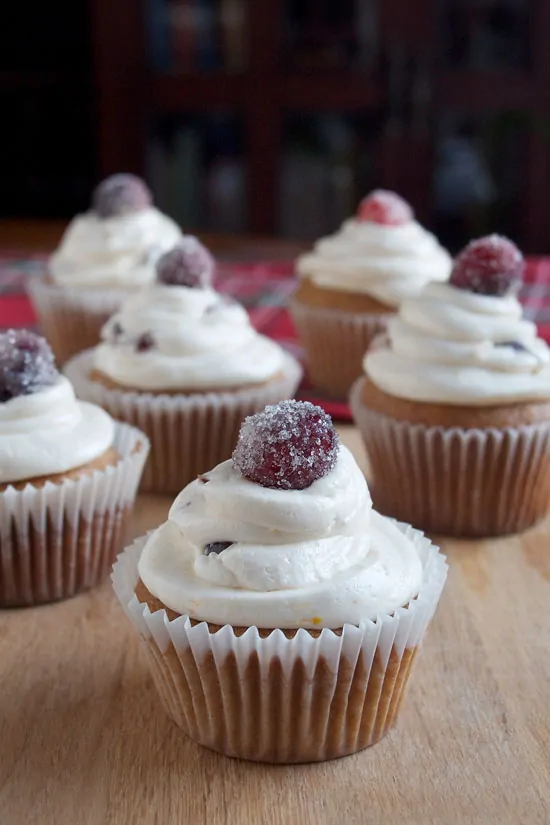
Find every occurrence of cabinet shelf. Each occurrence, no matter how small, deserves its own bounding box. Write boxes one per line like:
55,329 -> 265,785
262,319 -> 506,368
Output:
440,69 -> 535,111
151,72 -> 380,112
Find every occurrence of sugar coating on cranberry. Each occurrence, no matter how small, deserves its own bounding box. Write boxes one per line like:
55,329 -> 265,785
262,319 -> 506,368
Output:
450,235 -> 524,297
232,400 -> 339,491
92,174 -> 152,219
357,190 -> 413,226
156,238 -> 214,288
0,329 -> 59,403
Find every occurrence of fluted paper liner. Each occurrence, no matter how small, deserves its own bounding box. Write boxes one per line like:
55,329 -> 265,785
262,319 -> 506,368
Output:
350,377 -> 550,537
65,350 -> 303,495
290,298 -> 390,400
112,525 -> 447,763
0,422 -> 149,607
27,275 -> 130,365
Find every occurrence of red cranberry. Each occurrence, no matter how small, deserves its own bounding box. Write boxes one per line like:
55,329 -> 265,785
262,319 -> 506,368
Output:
0,329 -> 58,402
156,238 -> 214,288
450,235 -> 524,297
357,190 -> 413,226
93,174 -> 152,218
232,400 -> 339,491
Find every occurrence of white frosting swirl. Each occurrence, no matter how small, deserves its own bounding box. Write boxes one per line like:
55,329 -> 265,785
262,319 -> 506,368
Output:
138,446 -> 423,628
0,376 -> 115,483
297,218 -> 451,306
50,208 -> 183,288
94,284 -> 287,391
365,282 -> 550,405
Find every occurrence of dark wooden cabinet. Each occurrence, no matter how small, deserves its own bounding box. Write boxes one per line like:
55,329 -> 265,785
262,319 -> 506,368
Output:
5,0 -> 550,251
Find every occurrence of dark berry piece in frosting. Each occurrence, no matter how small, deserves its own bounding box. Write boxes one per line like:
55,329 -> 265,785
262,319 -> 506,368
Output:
135,332 -> 156,352
111,321 -> 124,340
92,174 -> 152,219
0,329 -> 58,403
450,235 -> 524,297
232,400 -> 339,491
156,238 -> 214,288
357,190 -> 413,226
204,542 -> 232,555
496,341 -> 528,352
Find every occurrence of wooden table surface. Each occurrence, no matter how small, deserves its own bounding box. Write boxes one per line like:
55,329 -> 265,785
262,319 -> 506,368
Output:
0,220 -> 307,260
1,425 -> 550,825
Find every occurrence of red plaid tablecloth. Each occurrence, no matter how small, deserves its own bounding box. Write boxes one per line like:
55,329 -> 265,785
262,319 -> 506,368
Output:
1,251 -> 550,421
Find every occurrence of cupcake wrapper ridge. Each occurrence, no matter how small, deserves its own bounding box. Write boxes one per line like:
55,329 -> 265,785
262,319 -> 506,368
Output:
290,298 -> 390,400
0,422 -> 149,607
27,275 -> 129,364
65,350 -> 303,495
351,376 -> 550,538
112,525 -> 447,763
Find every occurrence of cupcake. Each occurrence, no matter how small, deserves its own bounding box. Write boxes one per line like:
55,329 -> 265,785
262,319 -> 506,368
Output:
0,329 -> 148,607
65,240 -> 302,494
351,234 -> 550,538
291,190 -> 451,399
27,174 -> 183,364
112,400 -> 447,763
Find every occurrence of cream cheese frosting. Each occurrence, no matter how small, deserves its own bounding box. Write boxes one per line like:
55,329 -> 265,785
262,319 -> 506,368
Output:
365,281 -> 550,405
94,283 -> 287,391
49,208 -> 183,288
0,375 -> 115,483
137,445 -> 423,628
297,219 -> 451,306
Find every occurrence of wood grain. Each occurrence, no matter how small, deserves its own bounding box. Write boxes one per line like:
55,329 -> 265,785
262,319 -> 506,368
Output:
1,425 -> 550,824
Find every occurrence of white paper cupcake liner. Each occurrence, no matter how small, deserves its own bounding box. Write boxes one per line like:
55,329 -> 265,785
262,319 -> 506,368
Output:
27,275 -> 131,365
350,376 -> 550,537
65,350 -> 303,495
112,524 -> 447,763
290,298 -> 391,400
0,422 -> 149,607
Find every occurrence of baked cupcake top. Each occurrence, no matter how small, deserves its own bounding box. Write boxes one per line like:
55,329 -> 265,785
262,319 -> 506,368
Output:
93,239 -> 288,392
365,235 -> 550,405
0,330 -> 114,484
49,174 -> 183,289
137,400 -> 423,628
296,190 -> 451,307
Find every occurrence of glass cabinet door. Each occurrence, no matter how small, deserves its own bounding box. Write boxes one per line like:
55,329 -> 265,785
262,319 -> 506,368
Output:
440,0 -> 531,71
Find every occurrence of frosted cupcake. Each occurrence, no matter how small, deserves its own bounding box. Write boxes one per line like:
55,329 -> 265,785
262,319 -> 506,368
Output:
66,239 -> 302,494
351,235 -> 550,538
0,329 -> 148,606
291,190 -> 451,399
112,400 -> 447,763
28,174 -> 183,364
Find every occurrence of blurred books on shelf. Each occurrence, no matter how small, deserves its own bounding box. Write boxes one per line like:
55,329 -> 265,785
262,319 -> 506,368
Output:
146,0 -> 246,73
147,114 -> 247,232
147,112 -> 380,237
283,0 -> 378,71
280,113 -> 376,239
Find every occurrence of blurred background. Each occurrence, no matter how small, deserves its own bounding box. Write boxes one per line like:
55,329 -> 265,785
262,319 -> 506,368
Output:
2,0 -> 550,251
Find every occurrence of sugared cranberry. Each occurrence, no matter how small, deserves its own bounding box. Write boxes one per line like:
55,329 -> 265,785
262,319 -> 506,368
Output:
156,238 -> 214,288
0,329 -> 58,402
357,190 -> 413,226
92,174 -> 152,219
204,542 -> 232,556
135,332 -> 155,352
232,400 -> 339,491
450,235 -> 524,297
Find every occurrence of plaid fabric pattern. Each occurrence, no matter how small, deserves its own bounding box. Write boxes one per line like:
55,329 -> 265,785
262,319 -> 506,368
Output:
2,251 -> 550,421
